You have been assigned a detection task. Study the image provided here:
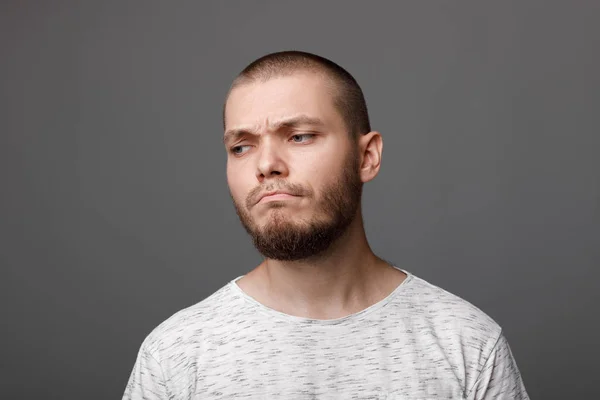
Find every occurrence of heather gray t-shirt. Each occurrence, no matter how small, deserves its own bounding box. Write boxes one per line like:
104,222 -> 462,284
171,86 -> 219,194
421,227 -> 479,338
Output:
123,267 -> 529,399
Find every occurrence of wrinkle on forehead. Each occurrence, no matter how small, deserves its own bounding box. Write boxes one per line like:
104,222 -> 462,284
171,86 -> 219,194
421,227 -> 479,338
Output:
224,73 -> 340,131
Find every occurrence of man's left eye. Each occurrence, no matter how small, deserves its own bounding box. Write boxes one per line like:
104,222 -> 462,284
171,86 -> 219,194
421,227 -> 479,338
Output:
290,134 -> 314,143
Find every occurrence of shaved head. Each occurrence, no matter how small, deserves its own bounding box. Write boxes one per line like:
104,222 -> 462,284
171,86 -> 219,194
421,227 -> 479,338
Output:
223,51 -> 371,140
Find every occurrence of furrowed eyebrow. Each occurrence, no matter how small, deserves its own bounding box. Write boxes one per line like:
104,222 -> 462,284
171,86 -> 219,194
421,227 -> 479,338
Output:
223,129 -> 254,145
275,115 -> 325,130
223,115 -> 325,145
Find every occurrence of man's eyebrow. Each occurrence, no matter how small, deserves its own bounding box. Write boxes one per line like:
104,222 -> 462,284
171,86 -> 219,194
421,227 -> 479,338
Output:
274,115 -> 325,130
223,115 -> 325,145
223,129 -> 254,145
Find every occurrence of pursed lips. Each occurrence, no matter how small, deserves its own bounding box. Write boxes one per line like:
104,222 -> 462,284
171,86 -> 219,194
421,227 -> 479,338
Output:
257,191 -> 298,204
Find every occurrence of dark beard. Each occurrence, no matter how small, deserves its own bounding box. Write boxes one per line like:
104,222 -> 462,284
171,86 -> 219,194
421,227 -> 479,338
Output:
232,151 -> 362,261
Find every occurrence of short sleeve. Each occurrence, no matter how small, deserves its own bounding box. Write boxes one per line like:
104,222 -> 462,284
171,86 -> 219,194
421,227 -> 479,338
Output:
122,341 -> 170,400
465,332 -> 530,400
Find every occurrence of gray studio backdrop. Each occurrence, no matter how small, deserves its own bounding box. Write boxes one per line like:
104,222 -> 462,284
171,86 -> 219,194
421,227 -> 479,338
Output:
2,1 -> 598,399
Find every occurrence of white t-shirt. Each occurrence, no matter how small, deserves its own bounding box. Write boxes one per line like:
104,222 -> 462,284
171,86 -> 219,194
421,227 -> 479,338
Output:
123,267 -> 529,399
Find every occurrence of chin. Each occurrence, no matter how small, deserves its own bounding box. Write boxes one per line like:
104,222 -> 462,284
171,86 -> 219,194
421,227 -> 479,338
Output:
255,204 -> 303,219
258,213 -> 300,228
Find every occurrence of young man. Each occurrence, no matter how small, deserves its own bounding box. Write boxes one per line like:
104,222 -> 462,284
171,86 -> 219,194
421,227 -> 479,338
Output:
123,51 -> 529,399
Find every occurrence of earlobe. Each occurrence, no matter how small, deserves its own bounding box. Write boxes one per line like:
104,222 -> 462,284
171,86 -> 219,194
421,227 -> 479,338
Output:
359,131 -> 383,183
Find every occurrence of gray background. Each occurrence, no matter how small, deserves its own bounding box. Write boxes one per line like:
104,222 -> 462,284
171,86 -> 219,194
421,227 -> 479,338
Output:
2,1 -> 598,399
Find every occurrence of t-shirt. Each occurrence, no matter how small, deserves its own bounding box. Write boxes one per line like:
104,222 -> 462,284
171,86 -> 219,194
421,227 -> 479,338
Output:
123,267 -> 529,399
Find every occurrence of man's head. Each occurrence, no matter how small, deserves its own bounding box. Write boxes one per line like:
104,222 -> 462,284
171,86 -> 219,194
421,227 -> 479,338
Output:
223,51 -> 381,261
223,51 -> 371,140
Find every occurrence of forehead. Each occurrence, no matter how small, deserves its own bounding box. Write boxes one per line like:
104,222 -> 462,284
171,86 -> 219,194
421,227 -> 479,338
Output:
224,73 -> 343,132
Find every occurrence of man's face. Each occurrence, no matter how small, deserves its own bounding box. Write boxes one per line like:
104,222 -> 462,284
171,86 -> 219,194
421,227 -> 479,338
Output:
224,72 -> 362,261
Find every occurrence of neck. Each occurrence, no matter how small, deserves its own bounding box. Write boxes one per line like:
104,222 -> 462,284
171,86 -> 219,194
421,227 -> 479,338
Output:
253,210 -> 397,320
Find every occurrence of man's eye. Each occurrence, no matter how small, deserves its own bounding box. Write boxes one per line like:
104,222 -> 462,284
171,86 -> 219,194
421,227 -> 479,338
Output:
290,134 -> 315,143
231,145 -> 250,155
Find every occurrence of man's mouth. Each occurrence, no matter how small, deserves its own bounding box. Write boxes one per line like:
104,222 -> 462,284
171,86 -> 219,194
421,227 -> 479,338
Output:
258,192 -> 298,204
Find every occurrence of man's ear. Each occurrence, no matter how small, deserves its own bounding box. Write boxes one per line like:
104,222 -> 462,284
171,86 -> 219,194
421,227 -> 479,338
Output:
358,131 -> 383,183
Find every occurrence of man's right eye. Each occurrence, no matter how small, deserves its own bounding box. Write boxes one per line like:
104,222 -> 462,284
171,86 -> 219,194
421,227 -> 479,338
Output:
231,145 -> 250,155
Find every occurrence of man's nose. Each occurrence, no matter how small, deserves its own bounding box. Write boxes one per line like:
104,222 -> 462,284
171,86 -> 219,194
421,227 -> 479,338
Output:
255,140 -> 289,182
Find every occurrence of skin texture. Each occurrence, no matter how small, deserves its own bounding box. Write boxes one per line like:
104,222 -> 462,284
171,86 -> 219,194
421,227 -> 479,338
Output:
224,71 -> 406,320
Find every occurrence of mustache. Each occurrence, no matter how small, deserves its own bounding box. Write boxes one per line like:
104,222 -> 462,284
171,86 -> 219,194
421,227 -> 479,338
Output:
246,181 -> 311,208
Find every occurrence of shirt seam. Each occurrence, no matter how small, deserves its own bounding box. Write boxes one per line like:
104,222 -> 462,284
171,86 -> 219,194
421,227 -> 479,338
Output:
463,329 -> 504,399
229,266 -> 413,326
146,344 -> 173,400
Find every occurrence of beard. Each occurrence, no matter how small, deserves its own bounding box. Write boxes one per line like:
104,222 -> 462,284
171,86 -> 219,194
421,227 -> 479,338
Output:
231,150 -> 363,261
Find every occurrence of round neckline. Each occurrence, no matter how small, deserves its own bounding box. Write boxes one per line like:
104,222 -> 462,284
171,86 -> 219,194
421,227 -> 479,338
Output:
229,265 -> 413,326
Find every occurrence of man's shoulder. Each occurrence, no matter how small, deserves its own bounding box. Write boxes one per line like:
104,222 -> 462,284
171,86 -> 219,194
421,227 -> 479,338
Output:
400,271 -> 503,340
139,279 -> 238,358
393,271 -> 521,396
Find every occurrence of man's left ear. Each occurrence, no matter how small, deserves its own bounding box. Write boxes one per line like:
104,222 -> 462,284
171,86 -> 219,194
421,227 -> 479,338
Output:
358,131 -> 382,183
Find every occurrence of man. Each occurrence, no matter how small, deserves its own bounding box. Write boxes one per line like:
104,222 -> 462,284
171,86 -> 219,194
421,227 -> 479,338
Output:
123,51 -> 529,399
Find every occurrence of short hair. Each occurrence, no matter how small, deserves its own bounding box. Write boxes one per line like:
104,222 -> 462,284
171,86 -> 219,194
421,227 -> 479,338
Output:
223,50 -> 371,140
